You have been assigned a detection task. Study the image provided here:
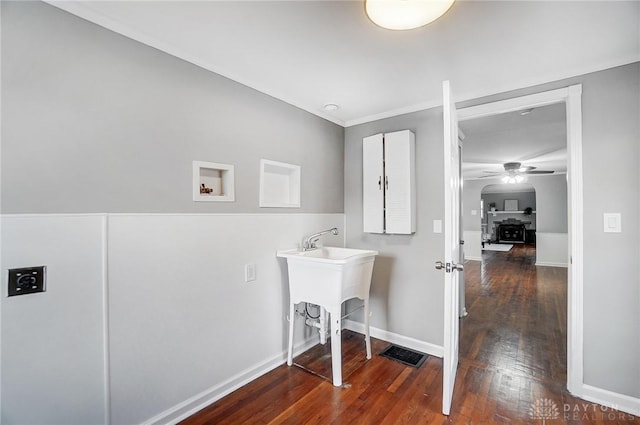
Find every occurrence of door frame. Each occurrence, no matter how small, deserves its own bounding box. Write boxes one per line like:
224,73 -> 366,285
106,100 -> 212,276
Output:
456,84 -> 583,395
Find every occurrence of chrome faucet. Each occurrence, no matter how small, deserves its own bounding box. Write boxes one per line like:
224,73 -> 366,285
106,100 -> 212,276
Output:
302,227 -> 339,251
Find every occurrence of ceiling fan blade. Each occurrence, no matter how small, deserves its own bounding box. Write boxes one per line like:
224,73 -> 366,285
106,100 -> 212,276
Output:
524,170 -> 554,174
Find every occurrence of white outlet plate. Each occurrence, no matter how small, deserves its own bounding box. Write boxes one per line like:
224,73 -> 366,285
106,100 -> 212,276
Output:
245,263 -> 256,282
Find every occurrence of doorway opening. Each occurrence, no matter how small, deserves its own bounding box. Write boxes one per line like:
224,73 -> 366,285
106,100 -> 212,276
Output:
455,84 -> 583,402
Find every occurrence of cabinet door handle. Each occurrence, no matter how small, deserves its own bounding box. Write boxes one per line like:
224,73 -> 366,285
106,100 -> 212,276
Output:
385,176 -> 389,190
378,176 -> 382,190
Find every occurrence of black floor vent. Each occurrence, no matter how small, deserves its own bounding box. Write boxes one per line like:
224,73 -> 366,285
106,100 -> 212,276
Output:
379,345 -> 427,368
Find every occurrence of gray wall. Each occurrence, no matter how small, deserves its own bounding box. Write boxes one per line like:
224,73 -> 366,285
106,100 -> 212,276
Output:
482,191 -> 536,214
345,110 -> 445,346
1,2 -> 346,424
345,62 -> 640,398
1,1 -> 344,214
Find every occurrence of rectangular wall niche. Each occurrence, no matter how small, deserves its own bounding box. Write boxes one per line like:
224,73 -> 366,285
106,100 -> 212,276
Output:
193,161 -> 235,202
259,159 -> 300,208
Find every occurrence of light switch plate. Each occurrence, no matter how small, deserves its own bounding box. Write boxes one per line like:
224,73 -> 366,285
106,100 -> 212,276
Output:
245,263 -> 256,282
433,220 -> 442,234
603,213 -> 621,233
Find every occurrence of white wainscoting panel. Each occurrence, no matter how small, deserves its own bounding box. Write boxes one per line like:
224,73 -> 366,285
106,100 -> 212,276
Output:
1,215 -> 108,425
107,214 -> 344,425
463,230 -> 482,261
536,232 -> 569,267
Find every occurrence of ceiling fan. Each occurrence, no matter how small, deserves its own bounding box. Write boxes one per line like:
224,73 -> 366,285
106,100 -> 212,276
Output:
480,161 -> 555,183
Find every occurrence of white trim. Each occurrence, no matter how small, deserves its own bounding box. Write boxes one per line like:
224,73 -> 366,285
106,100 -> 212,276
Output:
457,84 -> 584,398
464,256 -> 481,261
0,213 -> 110,218
457,86 -> 572,120
101,216 -> 111,425
142,336 -> 320,425
1,213 -> 343,218
579,384 -> 640,417
346,99 -> 442,127
535,261 -> 568,268
566,84 -> 584,395
343,319 -> 443,358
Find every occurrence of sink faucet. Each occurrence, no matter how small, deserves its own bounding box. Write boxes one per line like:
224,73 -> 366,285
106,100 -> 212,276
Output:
302,227 -> 339,251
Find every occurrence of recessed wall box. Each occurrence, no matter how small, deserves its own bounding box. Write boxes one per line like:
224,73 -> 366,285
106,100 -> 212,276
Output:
8,266 -> 46,297
259,159 -> 301,208
193,161 -> 235,202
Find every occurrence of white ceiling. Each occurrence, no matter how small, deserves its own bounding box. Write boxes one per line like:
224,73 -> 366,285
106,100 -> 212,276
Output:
460,102 -> 567,180
48,0 -> 640,127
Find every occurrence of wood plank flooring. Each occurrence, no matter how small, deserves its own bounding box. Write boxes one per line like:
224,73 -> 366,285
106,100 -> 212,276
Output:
181,245 -> 639,424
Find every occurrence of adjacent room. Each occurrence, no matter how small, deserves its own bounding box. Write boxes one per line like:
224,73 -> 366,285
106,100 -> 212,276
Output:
2,1 -> 639,424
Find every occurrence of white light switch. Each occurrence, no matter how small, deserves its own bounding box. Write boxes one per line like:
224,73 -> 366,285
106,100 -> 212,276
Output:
471,210 -> 478,216
245,263 -> 256,282
603,213 -> 621,233
433,220 -> 442,234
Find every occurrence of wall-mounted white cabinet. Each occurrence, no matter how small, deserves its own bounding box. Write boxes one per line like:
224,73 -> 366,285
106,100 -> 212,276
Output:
363,130 -> 416,234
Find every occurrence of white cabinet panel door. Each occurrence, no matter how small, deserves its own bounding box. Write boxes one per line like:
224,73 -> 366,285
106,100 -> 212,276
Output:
363,133 -> 384,233
384,130 -> 416,234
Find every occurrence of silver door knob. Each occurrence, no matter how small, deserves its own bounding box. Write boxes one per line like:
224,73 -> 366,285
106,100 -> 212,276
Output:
452,263 -> 464,272
435,261 -> 445,270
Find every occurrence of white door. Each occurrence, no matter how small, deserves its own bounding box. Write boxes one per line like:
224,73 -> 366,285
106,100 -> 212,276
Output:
363,133 -> 384,233
438,80 -> 463,415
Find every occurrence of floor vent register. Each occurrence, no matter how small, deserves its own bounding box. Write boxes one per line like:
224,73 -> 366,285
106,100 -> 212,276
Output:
379,345 -> 428,368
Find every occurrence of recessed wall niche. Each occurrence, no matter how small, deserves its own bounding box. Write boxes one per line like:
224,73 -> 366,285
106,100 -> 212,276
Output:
259,159 -> 301,208
193,161 -> 235,202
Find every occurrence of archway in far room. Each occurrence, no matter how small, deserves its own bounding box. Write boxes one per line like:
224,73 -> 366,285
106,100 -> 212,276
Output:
480,183 -> 536,259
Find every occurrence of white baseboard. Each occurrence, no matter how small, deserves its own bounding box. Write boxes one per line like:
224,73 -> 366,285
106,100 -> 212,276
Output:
143,336 -> 320,425
578,384 -> 640,417
535,261 -> 568,267
343,319 -> 443,358
465,256 -> 481,262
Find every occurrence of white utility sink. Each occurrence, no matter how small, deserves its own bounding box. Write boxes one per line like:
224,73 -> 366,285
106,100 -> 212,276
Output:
277,246 -> 378,386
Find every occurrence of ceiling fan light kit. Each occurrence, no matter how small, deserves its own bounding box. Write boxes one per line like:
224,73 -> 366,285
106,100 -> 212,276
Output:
365,0 -> 455,30
502,174 -> 526,184
479,161 -> 555,182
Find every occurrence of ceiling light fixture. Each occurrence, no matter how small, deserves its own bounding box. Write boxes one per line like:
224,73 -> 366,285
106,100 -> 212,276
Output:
323,103 -> 339,111
502,174 -> 526,184
365,0 -> 455,31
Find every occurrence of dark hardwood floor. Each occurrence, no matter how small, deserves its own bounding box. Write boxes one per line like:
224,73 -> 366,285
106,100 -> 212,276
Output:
181,245 -> 639,424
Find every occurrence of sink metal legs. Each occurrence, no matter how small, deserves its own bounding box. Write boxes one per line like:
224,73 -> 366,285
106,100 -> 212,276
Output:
330,312 -> 342,386
364,298 -> 372,359
286,301 -> 372,387
287,303 -> 295,366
